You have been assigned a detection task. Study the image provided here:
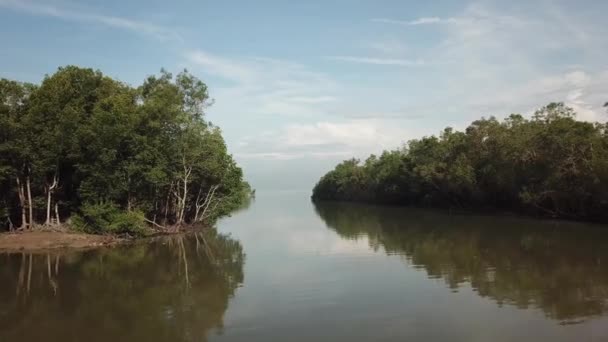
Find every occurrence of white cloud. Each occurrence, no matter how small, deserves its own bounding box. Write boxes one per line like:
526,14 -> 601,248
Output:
410,17 -> 442,25
410,2 -> 608,122
325,56 -> 425,66
372,16 -> 456,26
0,0 -> 181,41
235,151 -> 354,161
201,2 -> 608,170
234,118 -> 430,161
463,70 -> 607,121
283,121 -> 382,147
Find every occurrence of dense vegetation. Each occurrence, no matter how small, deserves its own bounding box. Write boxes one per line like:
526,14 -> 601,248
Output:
314,201 -> 608,323
0,66 -> 252,235
312,103 -> 608,222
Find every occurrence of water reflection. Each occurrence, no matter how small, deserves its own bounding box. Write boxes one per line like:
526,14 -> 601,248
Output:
314,201 -> 608,324
0,231 -> 244,342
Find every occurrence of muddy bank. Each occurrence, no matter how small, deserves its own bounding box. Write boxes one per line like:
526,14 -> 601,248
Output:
0,231 -> 123,253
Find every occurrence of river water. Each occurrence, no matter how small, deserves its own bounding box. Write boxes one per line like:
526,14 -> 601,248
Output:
2,191 -> 608,341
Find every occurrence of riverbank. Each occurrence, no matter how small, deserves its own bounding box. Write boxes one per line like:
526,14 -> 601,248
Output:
0,223 -> 215,253
0,231 -> 124,252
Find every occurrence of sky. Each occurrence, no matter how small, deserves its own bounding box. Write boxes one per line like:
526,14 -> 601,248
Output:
1,0 -> 607,191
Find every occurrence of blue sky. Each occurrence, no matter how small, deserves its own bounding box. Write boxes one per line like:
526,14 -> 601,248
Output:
1,0 -> 607,190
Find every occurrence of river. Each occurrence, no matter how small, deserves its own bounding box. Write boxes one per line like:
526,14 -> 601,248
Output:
2,191 -> 608,341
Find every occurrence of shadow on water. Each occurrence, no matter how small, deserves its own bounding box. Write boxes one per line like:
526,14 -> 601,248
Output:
0,231 -> 245,342
313,201 -> 608,325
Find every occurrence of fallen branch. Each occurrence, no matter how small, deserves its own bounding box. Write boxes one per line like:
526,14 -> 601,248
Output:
144,217 -> 167,230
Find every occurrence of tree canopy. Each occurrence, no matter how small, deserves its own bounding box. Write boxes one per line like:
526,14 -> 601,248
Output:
312,103 -> 608,222
0,66 -> 252,234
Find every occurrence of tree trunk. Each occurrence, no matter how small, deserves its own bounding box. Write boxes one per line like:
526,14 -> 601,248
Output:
46,173 -> 59,225
194,186 -> 204,222
163,183 -> 172,224
175,160 -> 192,225
200,186 -> 219,222
152,198 -> 158,224
195,185 -> 219,222
7,216 -> 14,232
54,202 -> 60,225
16,177 -> 27,229
46,189 -> 52,225
127,194 -> 133,211
173,184 -> 181,224
179,176 -> 188,224
26,175 -> 33,229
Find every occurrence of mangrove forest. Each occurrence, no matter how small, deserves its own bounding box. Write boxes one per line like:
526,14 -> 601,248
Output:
0,66 -> 251,235
312,103 -> 608,222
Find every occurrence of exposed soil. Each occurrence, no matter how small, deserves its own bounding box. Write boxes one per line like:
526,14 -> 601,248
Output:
0,231 -> 123,253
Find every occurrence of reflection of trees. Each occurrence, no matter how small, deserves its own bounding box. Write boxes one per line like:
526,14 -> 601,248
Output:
0,231 -> 245,341
314,201 -> 608,324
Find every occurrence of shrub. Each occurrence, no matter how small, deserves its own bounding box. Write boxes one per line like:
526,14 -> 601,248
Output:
71,202 -> 147,237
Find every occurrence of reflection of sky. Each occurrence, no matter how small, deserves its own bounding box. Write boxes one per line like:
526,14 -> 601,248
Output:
219,191 -> 378,258
253,214 -> 375,257
213,191 -> 608,341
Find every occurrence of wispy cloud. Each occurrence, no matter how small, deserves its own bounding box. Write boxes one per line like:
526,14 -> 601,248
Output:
0,0 -> 182,41
372,16 -> 455,26
288,96 -> 336,104
410,17 -> 443,25
283,121 -> 382,147
367,40 -> 408,54
430,3 -> 608,122
325,56 -> 425,66
185,49 -> 339,119
194,2 -> 608,166
185,51 -> 255,83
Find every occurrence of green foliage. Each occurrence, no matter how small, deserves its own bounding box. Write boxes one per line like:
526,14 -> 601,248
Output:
0,66 -> 251,232
312,103 -> 608,222
71,202 -> 147,236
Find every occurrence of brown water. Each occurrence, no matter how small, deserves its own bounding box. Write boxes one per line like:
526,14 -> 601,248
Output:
2,191 -> 608,341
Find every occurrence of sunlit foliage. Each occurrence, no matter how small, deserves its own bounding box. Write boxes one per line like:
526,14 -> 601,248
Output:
0,66 -> 252,232
313,103 -> 608,222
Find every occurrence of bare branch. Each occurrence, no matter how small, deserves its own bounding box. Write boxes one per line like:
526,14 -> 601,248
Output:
144,217 -> 167,230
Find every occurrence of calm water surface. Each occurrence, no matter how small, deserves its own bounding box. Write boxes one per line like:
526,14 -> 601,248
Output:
2,191 -> 608,341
